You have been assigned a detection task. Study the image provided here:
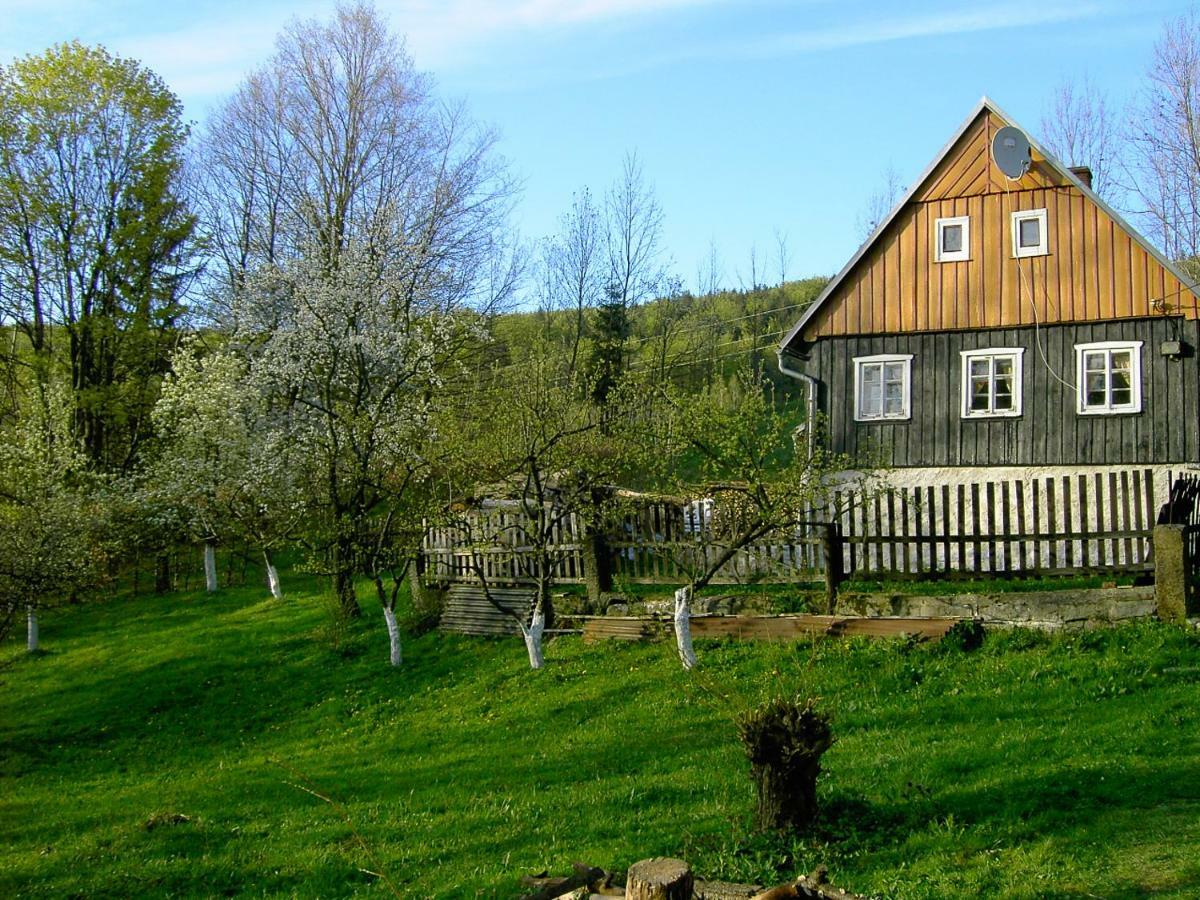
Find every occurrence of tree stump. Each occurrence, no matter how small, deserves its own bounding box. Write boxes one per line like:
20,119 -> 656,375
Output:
737,697 -> 833,832
625,858 -> 693,899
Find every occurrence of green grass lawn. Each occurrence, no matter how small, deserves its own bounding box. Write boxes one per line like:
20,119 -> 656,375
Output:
2,574 -> 1199,898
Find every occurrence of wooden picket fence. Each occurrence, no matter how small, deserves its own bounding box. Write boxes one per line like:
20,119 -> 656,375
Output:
422,468 -> 1184,585
421,506 -> 822,585
833,468 -> 1161,577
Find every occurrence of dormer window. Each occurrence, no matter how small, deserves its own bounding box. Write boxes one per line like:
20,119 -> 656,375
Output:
935,216 -> 970,262
1012,208 -> 1048,257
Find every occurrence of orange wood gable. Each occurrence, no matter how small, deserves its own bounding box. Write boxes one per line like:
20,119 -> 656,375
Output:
799,106 -> 1196,342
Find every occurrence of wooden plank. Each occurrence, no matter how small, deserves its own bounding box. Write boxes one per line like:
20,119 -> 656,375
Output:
971,482 -> 982,571
1078,474 -> 1091,569
1104,472 -> 1116,567
1015,478 -> 1027,571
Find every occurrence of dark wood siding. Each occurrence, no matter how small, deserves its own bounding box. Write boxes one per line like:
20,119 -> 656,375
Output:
802,317 -> 1200,467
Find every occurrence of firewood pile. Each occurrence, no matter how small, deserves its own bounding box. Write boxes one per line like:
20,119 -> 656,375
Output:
519,859 -> 863,900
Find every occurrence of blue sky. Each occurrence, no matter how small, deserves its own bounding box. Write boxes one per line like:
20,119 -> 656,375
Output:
0,0 -> 1190,293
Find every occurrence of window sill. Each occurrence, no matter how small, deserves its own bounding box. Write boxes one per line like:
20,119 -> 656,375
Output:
961,411 -> 1023,420
1077,407 -> 1142,416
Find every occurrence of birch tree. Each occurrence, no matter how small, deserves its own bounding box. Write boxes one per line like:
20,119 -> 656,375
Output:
1040,77 -> 1116,199
538,188 -> 604,378
590,153 -> 670,404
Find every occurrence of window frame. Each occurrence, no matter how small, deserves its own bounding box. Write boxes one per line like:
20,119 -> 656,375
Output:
853,353 -> 913,423
959,347 -> 1025,419
1011,208 -> 1048,258
1074,340 -> 1143,415
935,215 -> 970,263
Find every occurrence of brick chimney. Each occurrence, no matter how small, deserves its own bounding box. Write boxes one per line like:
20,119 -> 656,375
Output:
1069,166 -> 1093,190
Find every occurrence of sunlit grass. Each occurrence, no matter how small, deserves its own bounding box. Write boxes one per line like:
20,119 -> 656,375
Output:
2,574 -> 1198,897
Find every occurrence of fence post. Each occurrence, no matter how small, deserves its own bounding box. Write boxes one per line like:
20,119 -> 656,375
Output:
822,523 -> 845,615
1153,524 -> 1188,623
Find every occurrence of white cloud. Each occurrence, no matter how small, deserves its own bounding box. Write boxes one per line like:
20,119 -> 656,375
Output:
731,3 -> 1106,57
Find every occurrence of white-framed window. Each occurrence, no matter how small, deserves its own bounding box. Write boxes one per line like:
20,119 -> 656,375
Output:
935,216 -> 970,262
1075,341 -> 1143,414
854,354 -> 913,422
960,348 -> 1024,418
1011,208 -> 1048,258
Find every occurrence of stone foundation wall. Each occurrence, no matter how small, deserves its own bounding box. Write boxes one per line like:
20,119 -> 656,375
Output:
836,586 -> 1156,630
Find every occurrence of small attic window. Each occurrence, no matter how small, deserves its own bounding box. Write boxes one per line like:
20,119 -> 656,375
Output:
1012,208 -> 1048,258
935,216 -> 970,262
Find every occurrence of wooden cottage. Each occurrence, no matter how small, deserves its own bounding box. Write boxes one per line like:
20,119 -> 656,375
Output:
779,97 -> 1200,496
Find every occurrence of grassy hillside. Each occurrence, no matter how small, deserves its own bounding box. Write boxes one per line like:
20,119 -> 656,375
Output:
2,576 -> 1199,898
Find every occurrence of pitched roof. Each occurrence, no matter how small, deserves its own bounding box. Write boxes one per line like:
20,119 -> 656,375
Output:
779,96 -> 1200,354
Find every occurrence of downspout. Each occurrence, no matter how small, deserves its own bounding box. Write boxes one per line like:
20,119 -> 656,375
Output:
777,348 -> 817,461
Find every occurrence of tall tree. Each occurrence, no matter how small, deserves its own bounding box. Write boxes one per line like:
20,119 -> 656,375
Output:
538,188 -> 603,378
0,42 -> 197,470
1125,11 -> 1200,280
591,152 -> 669,403
855,163 -> 904,241
201,3 -> 516,621
194,1 -> 515,302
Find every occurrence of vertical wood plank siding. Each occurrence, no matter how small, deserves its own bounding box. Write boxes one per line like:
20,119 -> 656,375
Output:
801,109 -> 1197,341
806,317 -> 1200,467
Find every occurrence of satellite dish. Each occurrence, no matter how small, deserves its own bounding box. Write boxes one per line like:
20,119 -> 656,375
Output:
992,126 -> 1032,179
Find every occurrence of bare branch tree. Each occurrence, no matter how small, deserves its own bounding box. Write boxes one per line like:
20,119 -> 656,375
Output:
590,151 -> 670,402
854,163 -> 904,242
193,1 -> 518,315
1040,75 -> 1116,199
696,237 -> 724,298
540,188 -> 603,377
1125,10 -> 1200,280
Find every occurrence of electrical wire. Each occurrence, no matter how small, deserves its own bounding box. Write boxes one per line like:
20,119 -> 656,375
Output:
1002,172 -> 1077,392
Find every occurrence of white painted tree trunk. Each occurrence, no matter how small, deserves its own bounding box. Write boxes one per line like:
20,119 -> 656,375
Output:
26,605 -> 38,653
520,607 -> 545,669
382,605 -> 402,667
674,586 -> 697,670
266,563 -> 283,600
204,542 -> 218,593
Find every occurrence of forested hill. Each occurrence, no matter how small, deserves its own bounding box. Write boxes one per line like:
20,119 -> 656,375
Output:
486,276 -> 828,400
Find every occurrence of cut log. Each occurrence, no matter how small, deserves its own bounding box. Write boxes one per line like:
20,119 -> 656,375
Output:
625,858 -> 692,900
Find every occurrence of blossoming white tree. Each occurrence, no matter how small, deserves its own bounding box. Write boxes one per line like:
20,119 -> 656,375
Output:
233,243 -> 482,671
150,340 -> 303,599
0,385 -> 113,651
